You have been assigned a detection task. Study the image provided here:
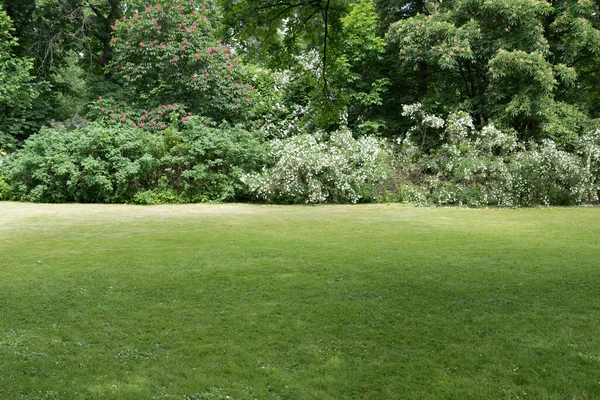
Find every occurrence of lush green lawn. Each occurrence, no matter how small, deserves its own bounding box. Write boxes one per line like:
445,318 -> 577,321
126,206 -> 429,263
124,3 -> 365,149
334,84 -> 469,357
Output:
1,202 -> 600,399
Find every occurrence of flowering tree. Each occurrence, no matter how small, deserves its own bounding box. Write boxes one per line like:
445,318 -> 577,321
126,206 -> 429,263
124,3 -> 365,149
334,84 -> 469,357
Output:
109,0 -> 254,122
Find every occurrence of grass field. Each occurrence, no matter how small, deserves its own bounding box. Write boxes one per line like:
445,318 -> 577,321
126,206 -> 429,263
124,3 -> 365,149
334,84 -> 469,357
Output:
1,202 -> 600,399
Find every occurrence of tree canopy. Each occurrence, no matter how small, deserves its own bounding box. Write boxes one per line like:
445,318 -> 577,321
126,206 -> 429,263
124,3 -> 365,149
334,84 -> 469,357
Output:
1,0 -> 600,206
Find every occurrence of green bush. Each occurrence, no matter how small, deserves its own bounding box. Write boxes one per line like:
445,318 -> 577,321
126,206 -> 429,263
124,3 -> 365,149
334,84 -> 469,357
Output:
3,125 -> 160,202
0,170 -> 11,200
1,119 -> 267,203
163,120 -> 268,202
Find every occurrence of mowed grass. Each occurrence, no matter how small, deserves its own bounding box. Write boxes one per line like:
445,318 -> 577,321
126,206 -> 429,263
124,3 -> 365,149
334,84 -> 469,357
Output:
1,203 -> 600,399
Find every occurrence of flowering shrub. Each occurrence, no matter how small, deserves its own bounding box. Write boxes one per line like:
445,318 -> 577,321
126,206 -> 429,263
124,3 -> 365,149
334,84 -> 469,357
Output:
496,140 -> 597,206
401,103 -> 445,151
88,97 -> 190,132
394,104 -> 600,207
243,128 -> 392,204
109,0 -> 254,121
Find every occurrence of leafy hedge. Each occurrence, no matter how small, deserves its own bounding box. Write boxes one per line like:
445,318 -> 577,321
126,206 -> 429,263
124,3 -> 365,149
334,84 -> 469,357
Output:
2,105 -> 599,207
1,119 -> 266,203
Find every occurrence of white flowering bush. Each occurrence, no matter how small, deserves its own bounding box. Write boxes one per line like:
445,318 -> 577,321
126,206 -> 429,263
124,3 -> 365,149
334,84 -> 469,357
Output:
258,103 -> 314,139
243,128 -> 392,203
578,129 -> 600,180
495,140 -> 597,206
401,103 -> 445,152
420,111 -> 516,206
394,104 -> 600,207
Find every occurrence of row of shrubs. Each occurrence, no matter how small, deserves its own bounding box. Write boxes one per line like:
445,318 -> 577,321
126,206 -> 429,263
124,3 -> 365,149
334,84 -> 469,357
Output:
1,107 -> 599,206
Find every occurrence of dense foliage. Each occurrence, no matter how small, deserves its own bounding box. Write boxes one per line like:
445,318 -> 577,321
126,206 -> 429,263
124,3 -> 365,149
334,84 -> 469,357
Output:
1,120 -> 266,203
109,0 -> 254,121
1,0 -> 599,206
0,9 -> 43,150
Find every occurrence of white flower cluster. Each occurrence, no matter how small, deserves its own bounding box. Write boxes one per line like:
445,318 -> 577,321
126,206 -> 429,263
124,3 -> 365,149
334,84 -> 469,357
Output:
401,103 -> 422,119
260,103 -> 312,139
443,111 -> 474,141
402,103 -> 445,129
475,124 -> 517,153
244,129 -> 392,204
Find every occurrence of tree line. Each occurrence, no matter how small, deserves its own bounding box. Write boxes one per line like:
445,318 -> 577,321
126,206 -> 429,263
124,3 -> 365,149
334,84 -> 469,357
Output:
1,0 -> 599,206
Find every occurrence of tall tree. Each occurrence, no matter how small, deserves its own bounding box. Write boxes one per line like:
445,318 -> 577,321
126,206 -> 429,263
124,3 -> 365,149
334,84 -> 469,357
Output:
385,0 -> 600,144
0,7 -> 43,149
